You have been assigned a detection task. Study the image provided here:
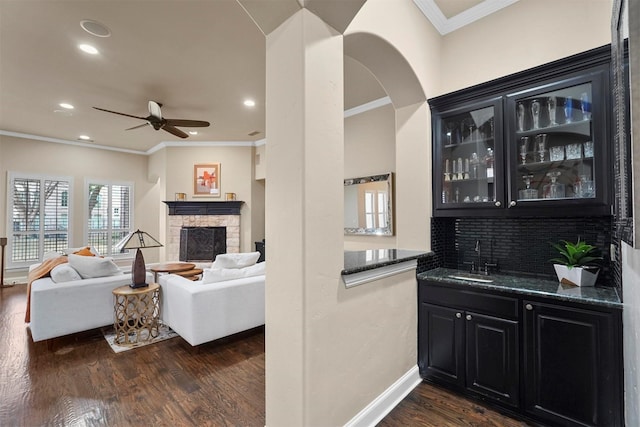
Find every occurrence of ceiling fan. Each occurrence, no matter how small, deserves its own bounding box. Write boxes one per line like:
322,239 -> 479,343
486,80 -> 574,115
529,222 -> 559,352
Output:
93,101 -> 210,139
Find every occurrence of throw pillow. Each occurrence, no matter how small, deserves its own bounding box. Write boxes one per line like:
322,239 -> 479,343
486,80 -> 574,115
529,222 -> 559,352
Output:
62,246 -> 101,257
73,247 -> 95,256
202,261 -> 265,284
50,264 -> 82,283
68,254 -> 122,279
212,252 -> 261,269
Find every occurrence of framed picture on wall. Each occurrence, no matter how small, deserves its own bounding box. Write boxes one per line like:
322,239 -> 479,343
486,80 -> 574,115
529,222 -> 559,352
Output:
194,163 -> 221,197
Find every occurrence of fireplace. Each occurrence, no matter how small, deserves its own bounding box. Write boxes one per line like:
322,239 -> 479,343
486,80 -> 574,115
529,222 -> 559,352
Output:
180,226 -> 226,262
164,201 -> 243,262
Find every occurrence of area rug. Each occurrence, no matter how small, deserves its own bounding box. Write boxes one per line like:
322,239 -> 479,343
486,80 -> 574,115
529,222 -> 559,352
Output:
102,323 -> 178,353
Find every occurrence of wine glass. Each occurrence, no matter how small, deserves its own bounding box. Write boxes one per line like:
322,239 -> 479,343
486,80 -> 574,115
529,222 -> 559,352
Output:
519,136 -> 529,165
517,102 -> 525,132
536,133 -> 547,162
581,92 -> 591,121
564,97 -> 573,123
547,96 -> 557,126
531,99 -> 541,129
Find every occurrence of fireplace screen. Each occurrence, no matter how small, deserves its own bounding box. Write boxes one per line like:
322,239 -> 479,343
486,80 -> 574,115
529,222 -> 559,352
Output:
179,226 -> 226,262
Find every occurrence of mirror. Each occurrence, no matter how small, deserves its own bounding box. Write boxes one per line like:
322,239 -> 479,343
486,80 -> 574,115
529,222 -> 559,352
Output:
344,173 -> 393,236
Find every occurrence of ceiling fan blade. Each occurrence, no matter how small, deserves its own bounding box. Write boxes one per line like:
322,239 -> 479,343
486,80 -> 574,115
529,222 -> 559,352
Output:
148,101 -> 163,120
162,124 -> 189,139
125,123 -> 150,131
165,119 -> 210,128
93,106 -> 147,120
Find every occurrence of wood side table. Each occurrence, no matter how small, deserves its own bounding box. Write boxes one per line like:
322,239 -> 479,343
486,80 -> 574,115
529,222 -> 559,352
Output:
151,262 -> 196,282
112,283 -> 160,345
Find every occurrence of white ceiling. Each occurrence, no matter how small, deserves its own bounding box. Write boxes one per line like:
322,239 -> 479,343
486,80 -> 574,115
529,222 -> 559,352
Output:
0,0 -> 514,154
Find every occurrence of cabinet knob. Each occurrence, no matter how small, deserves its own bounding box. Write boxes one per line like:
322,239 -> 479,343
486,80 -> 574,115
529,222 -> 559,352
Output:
456,312 -> 462,318
525,304 -> 533,311
494,201 -> 501,207
509,200 -> 517,207
466,314 -> 472,321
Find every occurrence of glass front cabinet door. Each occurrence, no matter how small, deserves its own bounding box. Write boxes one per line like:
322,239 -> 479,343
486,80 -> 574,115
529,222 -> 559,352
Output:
431,52 -> 611,217
505,67 -> 609,214
434,99 -> 504,212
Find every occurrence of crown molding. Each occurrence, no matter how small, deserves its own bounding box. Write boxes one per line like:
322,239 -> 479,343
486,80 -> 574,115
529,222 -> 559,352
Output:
2,96 -> 391,153
0,130 -> 148,155
344,96 -> 392,118
413,0 -> 520,35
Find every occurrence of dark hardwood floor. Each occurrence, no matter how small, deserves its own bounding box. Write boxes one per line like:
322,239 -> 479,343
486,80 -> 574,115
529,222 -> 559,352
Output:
1,284 -> 529,426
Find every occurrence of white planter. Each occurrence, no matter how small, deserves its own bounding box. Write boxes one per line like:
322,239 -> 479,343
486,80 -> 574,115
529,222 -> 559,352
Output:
553,264 -> 599,287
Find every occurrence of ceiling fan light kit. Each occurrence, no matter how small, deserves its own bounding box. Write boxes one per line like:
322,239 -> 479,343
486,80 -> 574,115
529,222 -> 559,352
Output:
93,101 -> 210,139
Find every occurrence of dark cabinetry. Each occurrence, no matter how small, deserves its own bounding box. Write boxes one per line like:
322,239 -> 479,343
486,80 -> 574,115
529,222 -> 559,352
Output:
430,46 -> 612,217
419,283 -> 519,408
418,279 -> 623,426
523,301 -> 623,427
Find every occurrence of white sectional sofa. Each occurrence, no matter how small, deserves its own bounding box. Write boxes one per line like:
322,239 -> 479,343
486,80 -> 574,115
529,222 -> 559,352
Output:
29,272 -> 152,342
159,273 -> 265,346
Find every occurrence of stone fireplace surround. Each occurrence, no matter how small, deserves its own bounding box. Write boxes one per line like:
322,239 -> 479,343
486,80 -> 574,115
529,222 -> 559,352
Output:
163,201 -> 243,262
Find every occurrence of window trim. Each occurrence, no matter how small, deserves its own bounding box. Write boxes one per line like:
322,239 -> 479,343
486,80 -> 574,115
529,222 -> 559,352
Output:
6,171 -> 73,269
84,178 -> 134,259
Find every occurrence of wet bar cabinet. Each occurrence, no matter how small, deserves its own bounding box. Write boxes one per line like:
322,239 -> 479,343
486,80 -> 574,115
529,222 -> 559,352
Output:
431,45 -> 612,217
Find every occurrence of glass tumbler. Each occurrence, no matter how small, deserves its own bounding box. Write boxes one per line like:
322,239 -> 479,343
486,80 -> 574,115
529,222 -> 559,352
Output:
583,141 -> 594,158
565,143 -> 582,159
549,146 -> 565,161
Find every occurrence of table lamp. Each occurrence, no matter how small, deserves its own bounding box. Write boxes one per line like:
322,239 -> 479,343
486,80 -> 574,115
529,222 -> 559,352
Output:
115,230 -> 163,288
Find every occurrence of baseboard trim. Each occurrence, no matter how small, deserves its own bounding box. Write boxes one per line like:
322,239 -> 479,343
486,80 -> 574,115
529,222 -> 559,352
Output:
344,365 -> 422,427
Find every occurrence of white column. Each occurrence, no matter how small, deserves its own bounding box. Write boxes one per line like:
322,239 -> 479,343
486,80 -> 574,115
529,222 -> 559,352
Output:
265,9 -> 344,427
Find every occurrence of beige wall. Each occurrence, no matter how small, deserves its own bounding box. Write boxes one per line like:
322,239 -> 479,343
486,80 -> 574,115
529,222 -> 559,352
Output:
438,0 -> 613,96
152,145 -> 258,253
345,103 -> 397,249
0,135 -> 161,273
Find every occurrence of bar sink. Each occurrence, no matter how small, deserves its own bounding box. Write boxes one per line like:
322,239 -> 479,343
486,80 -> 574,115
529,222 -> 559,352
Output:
447,273 -> 494,283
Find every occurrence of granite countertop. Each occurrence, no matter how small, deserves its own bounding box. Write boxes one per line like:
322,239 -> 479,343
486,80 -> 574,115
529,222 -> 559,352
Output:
418,267 -> 622,309
342,249 -> 432,275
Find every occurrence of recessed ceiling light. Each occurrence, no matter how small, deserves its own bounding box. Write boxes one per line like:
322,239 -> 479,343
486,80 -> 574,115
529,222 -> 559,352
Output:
244,99 -> 256,107
78,44 -> 99,55
78,135 -> 92,141
188,131 -> 198,135
53,109 -> 73,117
80,19 -> 111,37
59,103 -> 74,109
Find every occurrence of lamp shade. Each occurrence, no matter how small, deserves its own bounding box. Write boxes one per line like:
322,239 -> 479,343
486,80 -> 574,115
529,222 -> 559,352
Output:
115,230 -> 162,288
115,229 -> 163,252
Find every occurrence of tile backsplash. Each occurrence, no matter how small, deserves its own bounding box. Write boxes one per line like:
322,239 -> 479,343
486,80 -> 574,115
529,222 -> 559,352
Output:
431,216 -> 613,286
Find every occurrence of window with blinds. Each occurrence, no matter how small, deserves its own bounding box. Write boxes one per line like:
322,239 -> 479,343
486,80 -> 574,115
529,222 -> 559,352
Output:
8,173 -> 72,267
87,182 -> 133,256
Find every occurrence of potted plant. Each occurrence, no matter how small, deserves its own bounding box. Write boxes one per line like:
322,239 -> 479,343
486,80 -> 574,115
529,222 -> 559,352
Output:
550,238 -> 603,287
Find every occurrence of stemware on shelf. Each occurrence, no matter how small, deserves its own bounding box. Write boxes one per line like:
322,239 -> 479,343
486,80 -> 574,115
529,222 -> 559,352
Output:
517,102 -> 526,132
536,133 -> 547,162
547,96 -> 557,126
531,99 -> 541,129
581,92 -> 591,121
564,97 -> 573,123
519,136 -> 530,165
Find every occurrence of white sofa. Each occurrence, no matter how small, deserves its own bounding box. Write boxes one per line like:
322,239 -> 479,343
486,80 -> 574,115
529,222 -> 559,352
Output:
29,272 -> 153,342
158,273 -> 265,346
